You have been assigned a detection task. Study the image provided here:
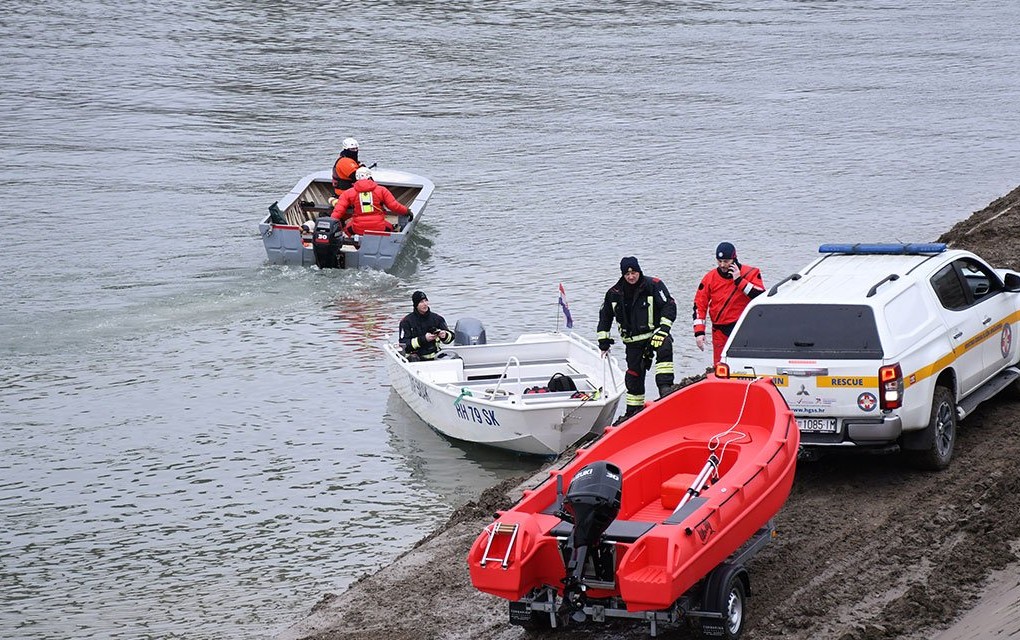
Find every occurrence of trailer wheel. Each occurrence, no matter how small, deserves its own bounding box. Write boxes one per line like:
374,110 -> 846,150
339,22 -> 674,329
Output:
697,565 -> 749,639
720,574 -> 746,639
905,385 -> 956,471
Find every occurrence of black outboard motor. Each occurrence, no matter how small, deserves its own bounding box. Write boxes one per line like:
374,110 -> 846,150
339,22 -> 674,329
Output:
558,461 -> 622,615
454,317 -> 487,345
312,216 -> 345,268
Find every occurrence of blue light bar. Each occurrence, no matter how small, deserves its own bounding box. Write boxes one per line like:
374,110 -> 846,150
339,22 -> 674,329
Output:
818,243 -> 947,255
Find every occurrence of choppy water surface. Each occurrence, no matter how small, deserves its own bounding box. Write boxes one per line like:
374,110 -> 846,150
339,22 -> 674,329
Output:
1,1 -> 1018,638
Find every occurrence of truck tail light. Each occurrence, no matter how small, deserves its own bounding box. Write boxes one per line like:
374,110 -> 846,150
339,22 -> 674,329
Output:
879,363 -> 904,410
715,362 -> 730,378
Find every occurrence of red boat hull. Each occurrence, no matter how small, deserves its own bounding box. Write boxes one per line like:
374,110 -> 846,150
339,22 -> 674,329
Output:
468,377 -> 799,611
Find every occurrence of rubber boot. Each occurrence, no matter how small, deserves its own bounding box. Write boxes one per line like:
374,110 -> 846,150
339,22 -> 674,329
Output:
613,404 -> 643,426
658,384 -> 678,398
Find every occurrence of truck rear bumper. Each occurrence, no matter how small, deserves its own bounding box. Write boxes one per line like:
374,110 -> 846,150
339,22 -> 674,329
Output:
800,415 -> 903,447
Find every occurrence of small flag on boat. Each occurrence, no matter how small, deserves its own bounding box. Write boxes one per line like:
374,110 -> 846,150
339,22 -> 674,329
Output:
558,283 -> 574,329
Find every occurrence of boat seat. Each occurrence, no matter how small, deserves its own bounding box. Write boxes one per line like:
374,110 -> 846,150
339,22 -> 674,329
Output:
461,374 -> 590,386
663,496 -> 708,525
462,358 -> 573,370
549,519 -> 656,544
660,472 -> 699,509
519,390 -> 587,401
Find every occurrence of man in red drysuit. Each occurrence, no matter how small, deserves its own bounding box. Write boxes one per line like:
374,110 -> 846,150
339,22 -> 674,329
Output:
693,242 -> 765,364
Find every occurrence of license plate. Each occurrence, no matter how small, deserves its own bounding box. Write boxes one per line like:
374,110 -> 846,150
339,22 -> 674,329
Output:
509,602 -> 532,625
796,417 -> 837,433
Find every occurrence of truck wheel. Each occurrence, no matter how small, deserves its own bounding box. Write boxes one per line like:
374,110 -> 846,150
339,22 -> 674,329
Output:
906,385 -> 956,471
720,574 -> 746,639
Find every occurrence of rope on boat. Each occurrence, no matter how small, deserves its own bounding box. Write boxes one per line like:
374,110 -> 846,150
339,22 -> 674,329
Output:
559,389 -> 598,427
673,378 -> 760,516
454,387 -> 473,407
707,377 -> 756,472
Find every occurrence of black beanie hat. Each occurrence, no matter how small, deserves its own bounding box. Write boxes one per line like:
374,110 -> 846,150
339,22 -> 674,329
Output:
715,242 -> 737,260
412,291 -> 428,308
620,256 -> 642,274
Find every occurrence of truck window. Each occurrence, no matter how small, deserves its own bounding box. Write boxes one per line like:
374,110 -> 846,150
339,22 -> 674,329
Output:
957,258 -> 1002,302
726,304 -> 883,359
930,264 -> 969,310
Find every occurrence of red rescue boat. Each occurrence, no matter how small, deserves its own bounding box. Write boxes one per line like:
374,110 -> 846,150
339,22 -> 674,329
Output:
467,377 -> 799,636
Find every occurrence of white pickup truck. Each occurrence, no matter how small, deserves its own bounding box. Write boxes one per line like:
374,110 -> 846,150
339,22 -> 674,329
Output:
718,243 -> 1020,470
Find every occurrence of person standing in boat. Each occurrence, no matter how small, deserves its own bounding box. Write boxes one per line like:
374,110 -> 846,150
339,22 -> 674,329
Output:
332,137 -> 364,195
597,256 -> 677,418
399,291 -> 454,361
330,167 -> 409,235
693,242 -> 765,365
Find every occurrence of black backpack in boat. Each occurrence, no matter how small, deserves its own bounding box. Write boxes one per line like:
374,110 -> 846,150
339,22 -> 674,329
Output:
547,372 -> 578,393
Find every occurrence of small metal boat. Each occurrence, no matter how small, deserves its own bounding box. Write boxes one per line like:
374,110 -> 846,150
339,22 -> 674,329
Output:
383,330 -> 626,456
260,168 -> 435,269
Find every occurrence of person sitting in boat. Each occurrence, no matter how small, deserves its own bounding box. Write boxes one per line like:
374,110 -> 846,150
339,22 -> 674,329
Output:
332,137 -> 364,195
399,291 -> 454,361
597,256 -> 677,418
330,167 -> 409,236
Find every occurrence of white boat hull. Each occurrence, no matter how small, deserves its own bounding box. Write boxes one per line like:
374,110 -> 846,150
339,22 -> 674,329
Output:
384,333 -> 626,456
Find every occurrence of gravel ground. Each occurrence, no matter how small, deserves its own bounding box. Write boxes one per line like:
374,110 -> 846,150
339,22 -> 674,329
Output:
278,185 -> 1020,640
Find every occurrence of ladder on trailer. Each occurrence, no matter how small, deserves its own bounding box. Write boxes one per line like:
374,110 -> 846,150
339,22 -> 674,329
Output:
480,522 -> 519,569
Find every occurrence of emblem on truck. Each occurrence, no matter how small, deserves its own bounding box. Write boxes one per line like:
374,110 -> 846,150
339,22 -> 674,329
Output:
857,392 -> 877,412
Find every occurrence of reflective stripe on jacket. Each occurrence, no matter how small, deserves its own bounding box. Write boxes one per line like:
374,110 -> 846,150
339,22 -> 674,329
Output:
399,310 -> 454,359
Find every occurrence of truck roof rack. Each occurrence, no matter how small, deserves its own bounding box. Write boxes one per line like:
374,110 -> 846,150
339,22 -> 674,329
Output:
767,273 -> 801,297
866,274 -> 901,297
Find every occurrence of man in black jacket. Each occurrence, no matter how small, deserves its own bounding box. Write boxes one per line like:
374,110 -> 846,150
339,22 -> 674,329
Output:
399,291 -> 454,361
597,257 -> 677,418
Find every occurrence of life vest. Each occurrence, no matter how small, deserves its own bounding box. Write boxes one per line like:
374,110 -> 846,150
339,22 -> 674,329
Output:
333,157 -> 359,188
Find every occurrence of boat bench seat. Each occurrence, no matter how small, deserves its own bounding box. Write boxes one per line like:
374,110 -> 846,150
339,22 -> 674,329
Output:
462,358 -> 572,371
549,519 -> 657,543
460,374 -> 590,386
660,472 -> 699,509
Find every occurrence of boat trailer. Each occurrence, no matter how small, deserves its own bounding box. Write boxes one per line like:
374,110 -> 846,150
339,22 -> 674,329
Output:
507,521 -> 776,638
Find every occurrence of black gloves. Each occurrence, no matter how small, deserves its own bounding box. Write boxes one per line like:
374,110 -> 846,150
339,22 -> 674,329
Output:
598,339 -> 612,352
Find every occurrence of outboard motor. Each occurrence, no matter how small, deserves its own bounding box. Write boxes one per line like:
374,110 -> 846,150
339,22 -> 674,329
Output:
312,216 -> 345,268
454,317 -> 487,345
557,461 -> 622,616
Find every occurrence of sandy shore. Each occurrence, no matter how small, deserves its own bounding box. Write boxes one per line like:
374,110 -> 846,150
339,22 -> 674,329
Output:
279,185 -> 1020,640
933,561 -> 1020,640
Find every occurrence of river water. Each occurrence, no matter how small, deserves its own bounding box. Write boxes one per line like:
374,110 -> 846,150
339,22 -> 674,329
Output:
1,1 -> 1018,638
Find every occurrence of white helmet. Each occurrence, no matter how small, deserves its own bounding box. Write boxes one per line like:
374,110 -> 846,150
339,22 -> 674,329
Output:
342,137 -> 359,150
355,166 -> 373,181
